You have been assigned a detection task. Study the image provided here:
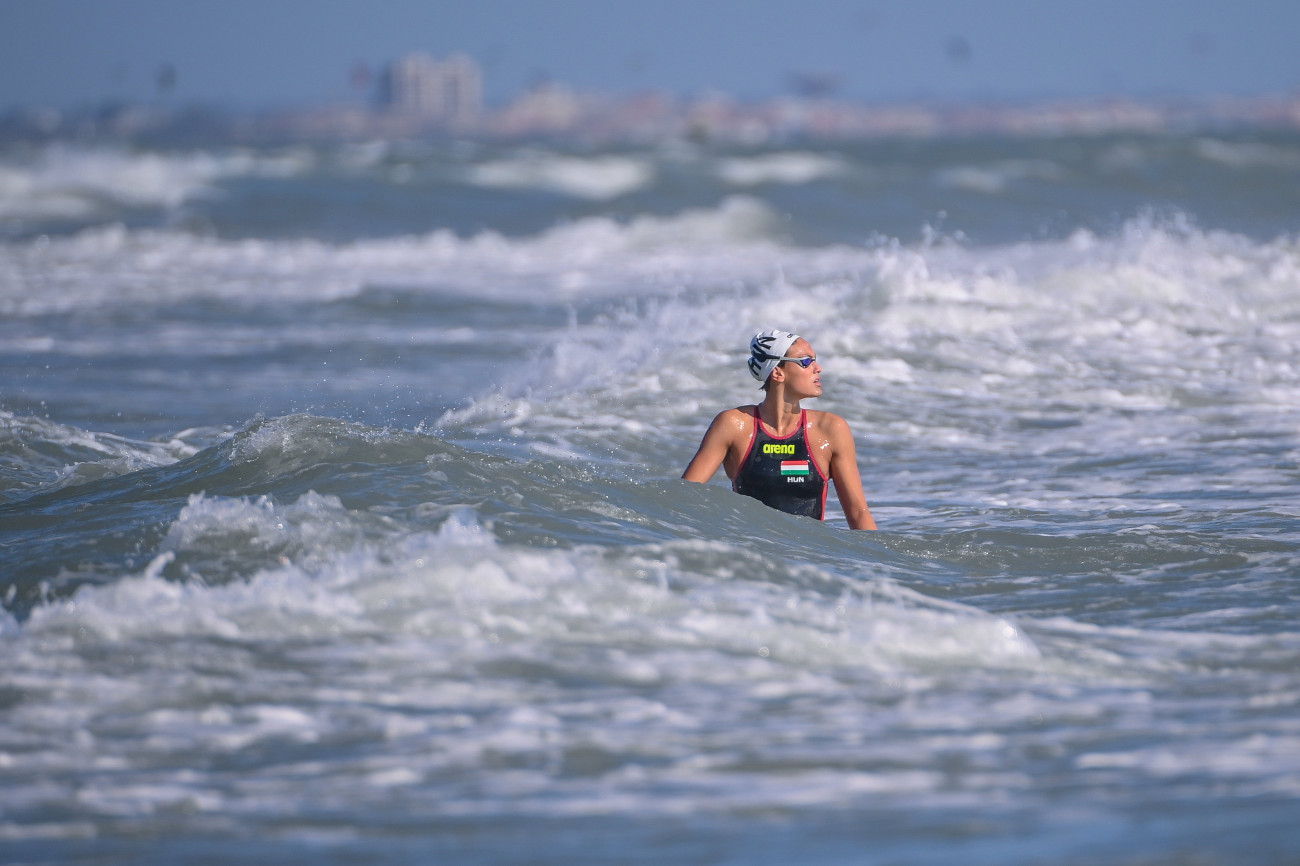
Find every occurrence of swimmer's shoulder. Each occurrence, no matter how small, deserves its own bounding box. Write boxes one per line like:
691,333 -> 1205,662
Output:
714,404 -> 758,426
705,405 -> 758,439
805,408 -> 853,440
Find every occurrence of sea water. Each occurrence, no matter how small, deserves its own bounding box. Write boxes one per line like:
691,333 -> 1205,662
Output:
2,133 -> 1299,864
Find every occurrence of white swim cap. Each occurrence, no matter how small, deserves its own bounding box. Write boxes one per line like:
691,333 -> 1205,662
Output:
748,328 -> 801,385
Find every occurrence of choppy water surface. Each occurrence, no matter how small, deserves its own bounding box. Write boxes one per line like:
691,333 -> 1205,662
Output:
2,133 -> 1300,864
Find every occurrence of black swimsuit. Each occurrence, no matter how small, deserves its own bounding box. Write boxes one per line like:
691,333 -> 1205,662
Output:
732,409 -> 829,520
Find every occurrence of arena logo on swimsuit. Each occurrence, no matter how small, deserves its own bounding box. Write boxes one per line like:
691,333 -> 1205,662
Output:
763,443 -> 797,455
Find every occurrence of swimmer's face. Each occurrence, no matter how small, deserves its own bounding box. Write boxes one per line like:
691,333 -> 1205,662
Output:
777,339 -> 822,396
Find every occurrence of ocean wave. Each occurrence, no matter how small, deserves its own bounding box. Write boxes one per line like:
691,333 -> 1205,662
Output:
934,158 -> 1065,195
8,136 -> 1300,252
1192,137 -> 1300,171
0,195 -> 787,315
4,213 -> 1299,537
0,411 -> 213,504
0,144 -> 315,227
6,212 -> 1298,471
6,135 -> 1300,856
3,419 -> 1052,683
713,151 -> 848,186
432,212 -> 1300,435
8,445 -> 1298,824
463,151 -> 655,199
8,201 -> 1286,321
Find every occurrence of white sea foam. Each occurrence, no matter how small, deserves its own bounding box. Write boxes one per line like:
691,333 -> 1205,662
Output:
7,207 -> 1297,474
7,490 -> 1294,826
432,212 -> 1300,465
5,137 -> 1300,856
934,159 -> 1064,194
714,152 -> 847,186
0,411 -> 209,500
0,196 -> 790,318
465,152 -> 654,199
16,494 -> 1047,684
1192,138 -> 1300,170
0,145 -> 314,225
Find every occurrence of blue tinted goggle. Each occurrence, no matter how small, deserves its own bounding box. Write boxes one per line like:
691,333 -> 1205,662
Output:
779,355 -> 817,368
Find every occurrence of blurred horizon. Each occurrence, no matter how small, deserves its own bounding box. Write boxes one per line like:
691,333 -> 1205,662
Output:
2,0 -> 1298,115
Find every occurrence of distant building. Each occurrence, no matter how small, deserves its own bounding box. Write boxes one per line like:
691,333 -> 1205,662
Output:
489,83 -> 587,137
380,52 -> 482,130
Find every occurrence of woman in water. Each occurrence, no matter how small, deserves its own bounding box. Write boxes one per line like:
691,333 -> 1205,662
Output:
682,329 -> 877,530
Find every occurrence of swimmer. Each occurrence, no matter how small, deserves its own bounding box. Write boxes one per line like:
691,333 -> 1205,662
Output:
682,329 -> 877,529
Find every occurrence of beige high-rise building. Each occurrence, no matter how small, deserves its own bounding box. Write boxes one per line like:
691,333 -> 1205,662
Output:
382,52 -> 482,129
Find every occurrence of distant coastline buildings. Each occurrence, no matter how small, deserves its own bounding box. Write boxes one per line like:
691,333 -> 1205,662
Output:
379,52 -> 482,130
4,49 -> 1300,145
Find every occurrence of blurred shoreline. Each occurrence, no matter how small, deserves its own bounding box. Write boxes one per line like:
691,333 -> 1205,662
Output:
6,87 -> 1300,148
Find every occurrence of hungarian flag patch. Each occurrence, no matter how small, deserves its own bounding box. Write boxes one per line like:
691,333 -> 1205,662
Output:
780,460 -> 810,476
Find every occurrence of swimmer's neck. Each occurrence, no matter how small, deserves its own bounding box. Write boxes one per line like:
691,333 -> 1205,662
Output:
755,393 -> 804,436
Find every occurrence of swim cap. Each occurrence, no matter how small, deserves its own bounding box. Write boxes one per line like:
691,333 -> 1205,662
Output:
748,328 -> 801,385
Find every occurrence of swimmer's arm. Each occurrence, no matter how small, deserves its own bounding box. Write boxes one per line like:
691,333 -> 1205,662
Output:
682,410 -> 740,483
826,415 -> 877,530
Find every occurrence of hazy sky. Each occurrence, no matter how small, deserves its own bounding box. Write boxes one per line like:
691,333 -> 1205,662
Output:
1,0 -> 1297,111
